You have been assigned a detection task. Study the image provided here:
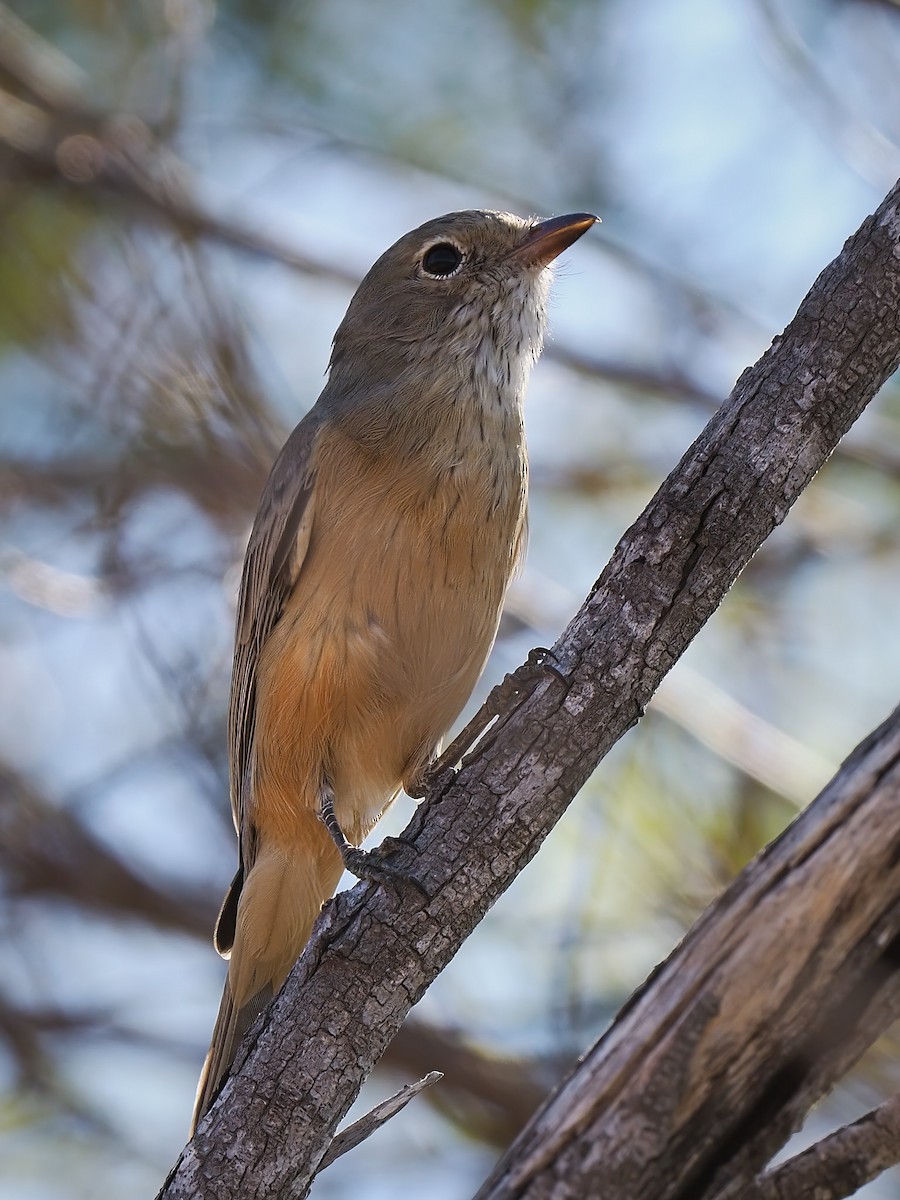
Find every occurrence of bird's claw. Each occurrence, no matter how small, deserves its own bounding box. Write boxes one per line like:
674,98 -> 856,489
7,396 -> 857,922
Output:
339,845 -> 429,899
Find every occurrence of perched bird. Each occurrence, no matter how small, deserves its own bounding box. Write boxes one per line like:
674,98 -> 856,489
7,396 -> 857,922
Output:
192,208 -> 597,1129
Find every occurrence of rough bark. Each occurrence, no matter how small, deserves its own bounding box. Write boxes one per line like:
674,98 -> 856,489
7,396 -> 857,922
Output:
477,706 -> 900,1199
158,178 -> 900,1199
744,1093 -> 900,1200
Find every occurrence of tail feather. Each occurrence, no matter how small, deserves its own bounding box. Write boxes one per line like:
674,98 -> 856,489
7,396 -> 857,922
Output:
191,976 -> 273,1133
191,831 -> 344,1132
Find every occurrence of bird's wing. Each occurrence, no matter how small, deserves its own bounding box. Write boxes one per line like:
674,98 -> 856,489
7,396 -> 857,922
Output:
215,412 -> 322,955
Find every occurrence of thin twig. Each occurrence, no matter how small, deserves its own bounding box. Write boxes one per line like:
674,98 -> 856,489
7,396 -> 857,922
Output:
318,1071 -> 443,1170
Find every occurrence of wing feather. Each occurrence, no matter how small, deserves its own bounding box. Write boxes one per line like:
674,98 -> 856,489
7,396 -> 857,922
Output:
225,412 -> 322,887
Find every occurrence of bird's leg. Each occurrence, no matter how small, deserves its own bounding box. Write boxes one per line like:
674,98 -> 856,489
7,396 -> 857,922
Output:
317,780 -> 428,897
405,647 -> 568,799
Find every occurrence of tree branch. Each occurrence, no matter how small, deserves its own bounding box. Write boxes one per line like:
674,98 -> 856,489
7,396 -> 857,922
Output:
478,705 -> 900,1199
159,178 -> 900,1199
318,1071 -> 443,1170
743,1092 -> 900,1200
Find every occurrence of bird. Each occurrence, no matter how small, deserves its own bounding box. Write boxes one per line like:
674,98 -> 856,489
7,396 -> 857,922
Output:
192,208 -> 597,1130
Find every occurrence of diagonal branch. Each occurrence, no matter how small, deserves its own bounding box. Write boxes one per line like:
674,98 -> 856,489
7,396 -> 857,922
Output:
159,178 -> 900,1199
743,1091 -> 900,1200
478,705 -> 900,1199
318,1071 -> 443,1170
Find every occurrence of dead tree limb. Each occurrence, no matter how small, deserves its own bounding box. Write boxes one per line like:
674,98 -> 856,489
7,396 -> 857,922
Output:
477,706 -> 900,1199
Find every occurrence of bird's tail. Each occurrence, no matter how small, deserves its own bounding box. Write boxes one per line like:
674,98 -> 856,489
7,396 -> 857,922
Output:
191,829 -> 344,1132
191,973 -> 272,1134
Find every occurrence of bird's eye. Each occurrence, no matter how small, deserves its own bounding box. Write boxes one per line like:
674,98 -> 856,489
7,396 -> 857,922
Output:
421,242 -> 464,278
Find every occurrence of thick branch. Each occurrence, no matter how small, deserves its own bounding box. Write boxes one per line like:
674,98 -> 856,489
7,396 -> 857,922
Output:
478,707 -> 900,1199
159,180 -> 900,1199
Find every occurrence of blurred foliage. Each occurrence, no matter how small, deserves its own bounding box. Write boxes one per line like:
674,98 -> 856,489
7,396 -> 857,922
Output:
2,0 -> 900,1197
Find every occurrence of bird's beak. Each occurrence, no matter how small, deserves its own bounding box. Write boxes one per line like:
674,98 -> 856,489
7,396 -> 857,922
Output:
511,212 -> 599,266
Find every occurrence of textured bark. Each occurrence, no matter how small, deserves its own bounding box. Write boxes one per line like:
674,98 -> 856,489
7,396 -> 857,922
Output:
477,707 -> 900,1200
745,1093 -> 900,1200
158,178 -> 900,1199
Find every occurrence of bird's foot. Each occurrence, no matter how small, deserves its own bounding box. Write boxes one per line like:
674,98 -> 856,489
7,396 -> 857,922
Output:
318,787 -> 429,898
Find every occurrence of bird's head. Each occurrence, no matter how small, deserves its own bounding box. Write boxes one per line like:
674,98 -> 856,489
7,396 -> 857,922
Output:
327,210 -> 597,393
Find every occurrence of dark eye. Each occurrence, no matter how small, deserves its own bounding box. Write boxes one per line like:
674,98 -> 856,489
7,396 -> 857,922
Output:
422,242 -> 463,277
